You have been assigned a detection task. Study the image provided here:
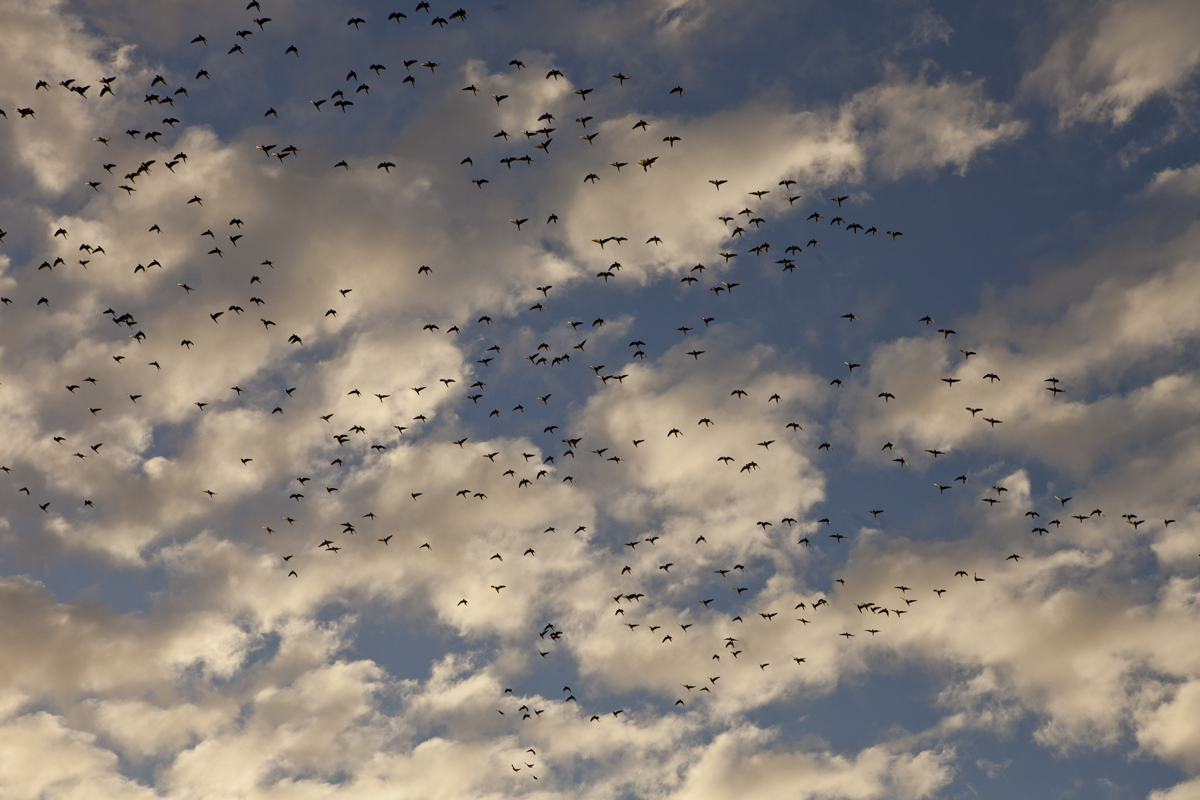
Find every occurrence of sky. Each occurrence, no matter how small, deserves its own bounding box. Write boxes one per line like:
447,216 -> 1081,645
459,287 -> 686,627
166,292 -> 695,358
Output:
1,0 -> 1200,798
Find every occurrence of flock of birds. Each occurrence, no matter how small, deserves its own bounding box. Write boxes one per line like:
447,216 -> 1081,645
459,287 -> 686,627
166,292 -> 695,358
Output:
1,1 -> 1186,785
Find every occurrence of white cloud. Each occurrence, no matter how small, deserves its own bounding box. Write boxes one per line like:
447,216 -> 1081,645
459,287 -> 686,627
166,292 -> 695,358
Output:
1137,679 -> 1200,771
0,712 -> 157,800
0,0 -> 1196,797
1022,0 -> 1200,126
826,165 -> 1200,759
844,69 -> 1026,178
1149,777 -> 1200,800
672,726 -> 954,800
1145,162 -> 1200,195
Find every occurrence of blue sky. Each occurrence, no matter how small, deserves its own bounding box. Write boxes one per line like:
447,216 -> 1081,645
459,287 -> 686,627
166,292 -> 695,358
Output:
2,1 -> 1200,798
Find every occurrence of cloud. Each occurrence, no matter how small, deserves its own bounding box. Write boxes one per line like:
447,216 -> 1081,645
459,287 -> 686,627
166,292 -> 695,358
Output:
0,0 -> 1196,797
1145,162 -> 1200,195
1137,680 -> 1200,771
974,757 -> 1010,778
0,711 -> 158,800
897,8 -> 953,53
844,69 -> 1026,178
1149,777 -> 1200,800
672,726 -> 954,800
841,173 -> 1200,502
823,164 -> 1200,760
1022,0 -> 1200,126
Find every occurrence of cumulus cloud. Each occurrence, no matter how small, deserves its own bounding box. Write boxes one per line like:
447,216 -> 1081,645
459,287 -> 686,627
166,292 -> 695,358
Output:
0,711 -> 158,800
828,159 -> 1200,764
0,0 -> 1197,797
